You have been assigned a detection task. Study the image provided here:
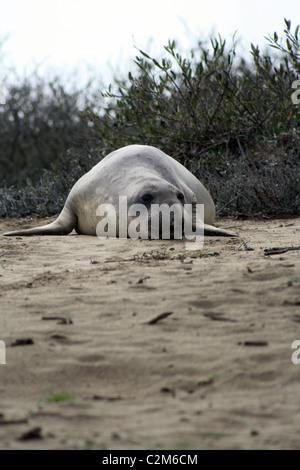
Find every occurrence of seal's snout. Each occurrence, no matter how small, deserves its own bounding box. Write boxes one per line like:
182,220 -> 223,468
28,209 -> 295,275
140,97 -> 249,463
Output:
147,201 -> 185,239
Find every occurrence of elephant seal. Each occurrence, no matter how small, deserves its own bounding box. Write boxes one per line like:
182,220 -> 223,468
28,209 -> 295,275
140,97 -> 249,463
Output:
4,145 -> 237,238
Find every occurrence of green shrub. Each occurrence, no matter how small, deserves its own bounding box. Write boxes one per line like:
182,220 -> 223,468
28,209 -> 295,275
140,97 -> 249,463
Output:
0,71 -> 98,187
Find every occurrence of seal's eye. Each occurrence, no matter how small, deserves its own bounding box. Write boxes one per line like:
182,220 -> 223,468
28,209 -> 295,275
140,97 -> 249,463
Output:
141,193 -> 154,203
177,193 -> 184,202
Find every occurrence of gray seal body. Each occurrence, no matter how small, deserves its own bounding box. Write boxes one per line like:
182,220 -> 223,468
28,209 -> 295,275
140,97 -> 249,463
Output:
4,145 -> 237,237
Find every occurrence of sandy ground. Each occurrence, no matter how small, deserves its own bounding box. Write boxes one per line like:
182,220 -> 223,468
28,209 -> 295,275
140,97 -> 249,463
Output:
0,215 -> 299,450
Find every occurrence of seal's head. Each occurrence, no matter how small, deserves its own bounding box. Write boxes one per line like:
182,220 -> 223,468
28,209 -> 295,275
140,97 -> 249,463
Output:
127,178 -> 189,239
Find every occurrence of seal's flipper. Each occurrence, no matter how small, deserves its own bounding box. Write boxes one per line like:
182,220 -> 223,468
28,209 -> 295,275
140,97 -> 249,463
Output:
4,206 -> 77,236
203,224 -> 238,237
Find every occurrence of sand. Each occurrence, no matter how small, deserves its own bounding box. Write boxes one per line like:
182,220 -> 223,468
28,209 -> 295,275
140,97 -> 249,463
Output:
0,215 -> 299,450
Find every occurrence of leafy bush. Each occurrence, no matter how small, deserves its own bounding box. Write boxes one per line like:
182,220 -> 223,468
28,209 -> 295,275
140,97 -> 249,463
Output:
89,25 -> 299,159
86,20 -> 300,216
0,147 -> 101,217
0,71 -> 98,187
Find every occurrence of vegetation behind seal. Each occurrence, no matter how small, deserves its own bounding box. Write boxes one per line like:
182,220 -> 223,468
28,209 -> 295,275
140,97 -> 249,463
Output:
0,19 -> 299,218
